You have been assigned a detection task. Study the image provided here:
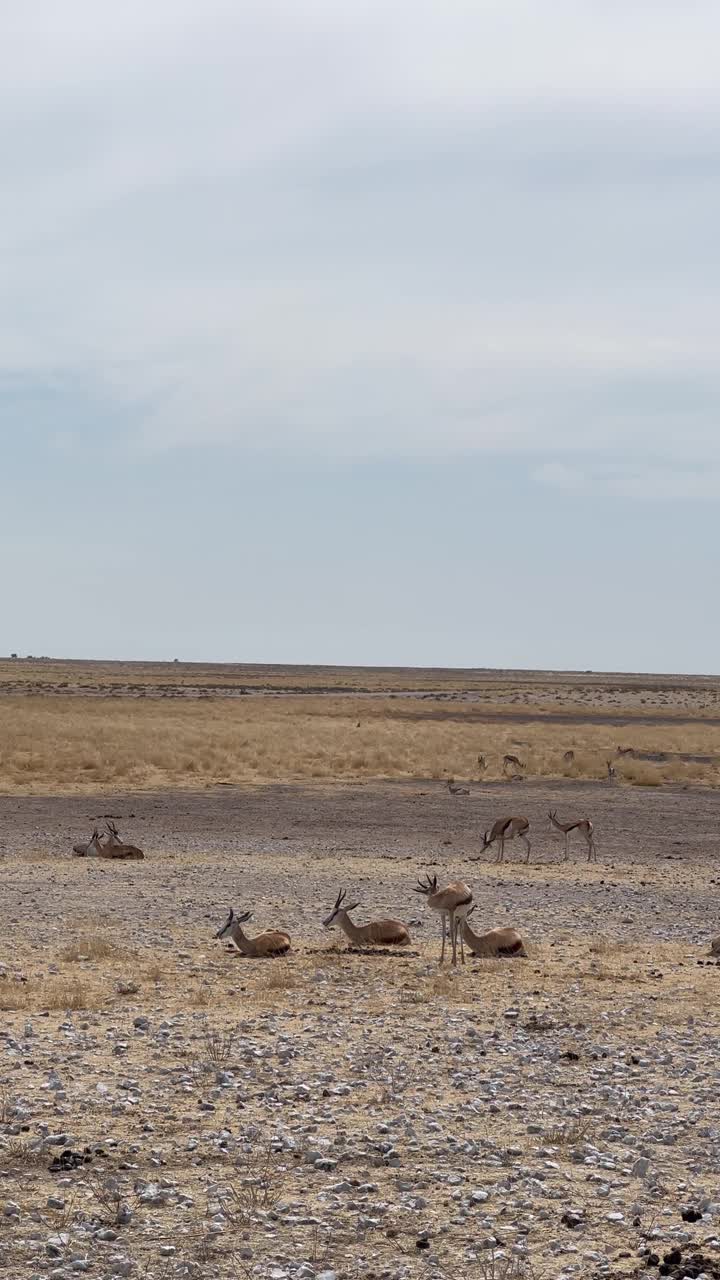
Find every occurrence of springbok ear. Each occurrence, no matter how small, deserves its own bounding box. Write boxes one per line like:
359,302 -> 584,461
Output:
345,901 -> 360,913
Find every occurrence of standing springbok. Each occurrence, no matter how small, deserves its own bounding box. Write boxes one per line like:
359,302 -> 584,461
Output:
502,754 -> 525,775
472,816 -> 531,863
447,778 -> 470,795
461,909 -> 527,958
606,759 -> 616,781
413,874 -> 473,966
72,828 -> 101,857
215,908 -> 291,957
100,822 -> 144,860
322,889 -> 410,948
563,750 -> 575,764
477,754 -> 488,773
548,810 -> 596,861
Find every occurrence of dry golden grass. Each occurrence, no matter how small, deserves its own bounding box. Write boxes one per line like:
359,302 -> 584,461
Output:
58,934 -> 129,963
1,690 -> 718,793
0,976 -> 93,1012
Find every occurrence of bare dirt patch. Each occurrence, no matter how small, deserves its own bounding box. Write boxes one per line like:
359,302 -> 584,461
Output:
0,780 -> 719,1278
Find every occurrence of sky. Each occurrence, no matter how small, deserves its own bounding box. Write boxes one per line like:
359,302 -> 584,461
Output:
1,1 -> 719,672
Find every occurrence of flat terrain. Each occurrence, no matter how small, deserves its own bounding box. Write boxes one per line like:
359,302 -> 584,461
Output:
1,777 -> 719,1280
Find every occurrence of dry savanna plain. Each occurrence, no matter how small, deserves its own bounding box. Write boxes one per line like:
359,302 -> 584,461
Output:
0,660 -> 719,1280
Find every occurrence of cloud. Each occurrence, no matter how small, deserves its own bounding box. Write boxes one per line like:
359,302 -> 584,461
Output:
535,461 -> 720,501
2,2 -> 720,462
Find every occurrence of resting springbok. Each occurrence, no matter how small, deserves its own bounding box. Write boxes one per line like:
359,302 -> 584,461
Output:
461,909 -> 527,958
548,810 -> 596,861
447,778 -> 470,796
322,889 -> 410,948
502,754 -> 525,775
472,816 -> 531,863
413,873 -> 473,966
215,908 -> 291,957
72,828 -> 100,857
99,821 -> 144,860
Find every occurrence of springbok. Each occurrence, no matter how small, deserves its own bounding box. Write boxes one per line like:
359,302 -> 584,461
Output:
473,816 -> 531,863
502,754 -> 525,775
72,828 -> 100,857
447,778 -> 470,796
548,810 -> 596,861
87,829 -> 142,860
413,873 -> 473,966
606,760 -> 616,780
322,889 -> 410,948
477,754 -> 488,773
563,750 -> 575,764
461,909 -> 527,958
215,908 -> 291,957
616,745 -> 635,758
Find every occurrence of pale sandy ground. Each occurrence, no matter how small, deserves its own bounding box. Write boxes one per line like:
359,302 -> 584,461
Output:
0,780 -> 719,1280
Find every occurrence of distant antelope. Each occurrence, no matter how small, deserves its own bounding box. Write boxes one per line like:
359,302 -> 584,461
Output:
101,821 -> 144,860
72,828 -> 101,857
548,810 -> 596,861
477,754 -> 487,773
616,745 -> 635,757
473,816 -> 531,863
413,873 -> 473,966
563,750 -> 575,764
461,909 -> 527,958
322,889 -> 410,948
503,754 -> 525,775
215,908 -> 291,958
447,778 -> 470,796
606,759 -> 616,780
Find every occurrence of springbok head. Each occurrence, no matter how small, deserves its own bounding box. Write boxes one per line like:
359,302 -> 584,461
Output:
479,829 -> 494,852
413,873 -> 438,896
214,908 -> 252,939
548,809 -> 558,824
106,820 -> 120,837
323,889 -> 358,929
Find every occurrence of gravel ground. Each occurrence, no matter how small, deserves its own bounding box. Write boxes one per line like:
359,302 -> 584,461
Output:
0,780 -> 719,1280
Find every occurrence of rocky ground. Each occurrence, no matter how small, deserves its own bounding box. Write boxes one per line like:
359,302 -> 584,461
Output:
0,779 -> 719,1280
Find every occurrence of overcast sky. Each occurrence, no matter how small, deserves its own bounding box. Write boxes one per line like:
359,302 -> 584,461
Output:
2,2 -> 718,671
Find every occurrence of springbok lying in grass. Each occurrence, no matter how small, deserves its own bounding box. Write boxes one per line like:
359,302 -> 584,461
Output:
548,810 -> 596,861
322,889 -> 410,948
215,908 -> 291,957
447,778 -> 470,795
461,909 -> 527,958
93,822 -> 144,860
472,816 -> 531,863
413,873 -> 473,966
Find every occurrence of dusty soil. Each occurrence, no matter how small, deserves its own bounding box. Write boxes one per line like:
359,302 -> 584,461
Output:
1,779 -> 719,1280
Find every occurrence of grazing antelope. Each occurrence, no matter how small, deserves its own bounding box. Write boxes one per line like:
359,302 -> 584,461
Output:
473,816 -> 531,863
322,889 -> 410,948
72,828 -> 101,857
477,754 -> 487,773
215,908 -> 291,957
88,826 -> 144,860
461,909 -> 527,958
606,759 -> 616,780
548,810 -> 596,862
413,873 -> 473,966
563,750 -> 575,764
447,778 -> 470,795
502,754 -> 525,775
